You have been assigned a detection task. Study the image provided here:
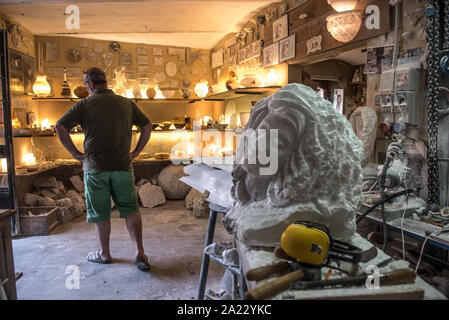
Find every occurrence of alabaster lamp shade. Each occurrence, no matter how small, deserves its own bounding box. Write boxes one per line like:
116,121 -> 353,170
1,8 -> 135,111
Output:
32,74 -> 51,97
327,0 -> 359,12
326,10 -> 362,43
194,82 -> 209,98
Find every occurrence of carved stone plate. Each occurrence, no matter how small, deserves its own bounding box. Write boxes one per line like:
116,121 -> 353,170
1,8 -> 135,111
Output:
66,49 -> 82,63
86,50 -> 97,62
179,64 -> 188,75
165,61 -> 177,77
109,41 -> 121,53
102,52 -> 113,66
153,71 -> 167,83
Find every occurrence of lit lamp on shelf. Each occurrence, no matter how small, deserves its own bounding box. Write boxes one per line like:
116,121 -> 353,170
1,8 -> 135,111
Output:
327,0 -> 358,12
266,69 -> 279,86
194,81 -> 209,98
1,158 -> 7,173
326,0 -> 362,43
32,74 -> 51,97
41,119 -> 50,131
11,118 -> 21,128
154,85 -> 166,99
22,153 -> 36,166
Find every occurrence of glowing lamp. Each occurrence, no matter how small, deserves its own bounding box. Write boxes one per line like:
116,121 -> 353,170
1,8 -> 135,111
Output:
154,85 -> 166,99
41,119 -> 51,130
194,82 -> 209,98
326,10 -> 362,42
33,74 -> 51,97
12,119 -> 21,128
23,153 -> 36,166
327,0 -> 358,12
125,89 -> 134,99
266,69 -> 279,86
1,158 -> 7,172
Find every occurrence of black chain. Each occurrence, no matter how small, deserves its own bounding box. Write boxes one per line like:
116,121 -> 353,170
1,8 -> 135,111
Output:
427,0 -> 441,208
444,0 -> 449,50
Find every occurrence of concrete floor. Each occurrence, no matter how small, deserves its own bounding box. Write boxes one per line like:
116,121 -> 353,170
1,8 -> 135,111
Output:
12,200 -> 233,300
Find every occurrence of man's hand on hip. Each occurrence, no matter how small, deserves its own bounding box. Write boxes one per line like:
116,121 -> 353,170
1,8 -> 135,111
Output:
73,152 -> 87,162
129,151 -> 139,161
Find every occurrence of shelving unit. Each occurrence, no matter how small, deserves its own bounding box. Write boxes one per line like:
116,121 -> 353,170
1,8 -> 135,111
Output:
31,86 -> 282,104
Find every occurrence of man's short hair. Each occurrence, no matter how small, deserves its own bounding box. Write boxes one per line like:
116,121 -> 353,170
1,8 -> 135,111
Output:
84,67 -> 107,87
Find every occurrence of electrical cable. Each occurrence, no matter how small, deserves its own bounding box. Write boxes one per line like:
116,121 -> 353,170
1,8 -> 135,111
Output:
380,157 -> 392,252
400,180 -> 409,260
356,188 -> 416,224
414,231 -> 437,273
414,226 -> 449,273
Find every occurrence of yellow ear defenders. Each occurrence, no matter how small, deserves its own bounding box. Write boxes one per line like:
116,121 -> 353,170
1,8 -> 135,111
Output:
281,221 -> 363,267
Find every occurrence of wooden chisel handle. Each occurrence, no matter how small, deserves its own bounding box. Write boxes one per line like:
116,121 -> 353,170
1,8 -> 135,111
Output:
274,246 -> 296,261
380,269 -> 416,286
244,270 -> 304,300
245,261 -> 290,281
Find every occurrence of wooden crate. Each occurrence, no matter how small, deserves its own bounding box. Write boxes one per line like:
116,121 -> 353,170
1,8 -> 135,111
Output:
18,206 -> 60,236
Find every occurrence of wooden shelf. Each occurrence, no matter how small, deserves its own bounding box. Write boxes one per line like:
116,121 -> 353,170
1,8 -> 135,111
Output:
32,97 -> 190,103
31,86 -> 282,104
189,86 -> 281,103
32,97 -> 81,102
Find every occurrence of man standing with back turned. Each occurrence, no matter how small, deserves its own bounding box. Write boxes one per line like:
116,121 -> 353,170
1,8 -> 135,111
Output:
56,67 -> 152,271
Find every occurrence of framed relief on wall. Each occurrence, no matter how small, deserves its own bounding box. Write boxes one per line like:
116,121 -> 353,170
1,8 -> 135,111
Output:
273,15 -> 288,42
263,42 -> 279,68
279,34 -> 295,62
9,50 -> 36,95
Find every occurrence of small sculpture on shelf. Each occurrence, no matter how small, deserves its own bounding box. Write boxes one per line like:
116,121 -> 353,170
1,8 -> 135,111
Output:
61,68 -> 71,98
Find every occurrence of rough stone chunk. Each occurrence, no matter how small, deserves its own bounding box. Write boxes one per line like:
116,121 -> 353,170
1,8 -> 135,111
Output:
24,193 -> 56,207
138,183 -> 166,208
56,198 -> 72,207
55,181 -> 66,192
58,206 -> 75,224
67,190 -> 86,212
185,188 -> 210,218
185,188 -> 195,210
43,196 -> 56,207
41,189 -> 57,200
69,175 -> 84,193
24,193 -> 44,206
70,203 -> 84,217
157,164 -> 191,199
33,176 -> 57,189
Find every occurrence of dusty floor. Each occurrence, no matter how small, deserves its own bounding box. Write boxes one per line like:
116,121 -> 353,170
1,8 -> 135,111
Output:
12,200 -> 233,300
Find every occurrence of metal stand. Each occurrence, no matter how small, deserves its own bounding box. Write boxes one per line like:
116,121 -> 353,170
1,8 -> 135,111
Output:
197,203 -> 247,300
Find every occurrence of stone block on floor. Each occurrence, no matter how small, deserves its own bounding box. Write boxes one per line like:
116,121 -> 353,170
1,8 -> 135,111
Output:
138,183 -> 166,208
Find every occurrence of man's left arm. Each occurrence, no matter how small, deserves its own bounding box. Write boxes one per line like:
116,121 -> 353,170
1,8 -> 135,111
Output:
55,124 -> 86,161
130,122 -> 152,160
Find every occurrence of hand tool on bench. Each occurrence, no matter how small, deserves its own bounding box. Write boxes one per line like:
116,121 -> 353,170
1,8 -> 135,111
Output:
244,263 -> 321,300
290,268 -> 416,290
244,221 -> 375,300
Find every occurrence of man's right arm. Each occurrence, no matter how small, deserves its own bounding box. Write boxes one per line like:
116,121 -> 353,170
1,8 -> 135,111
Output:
55,103 -> 85,162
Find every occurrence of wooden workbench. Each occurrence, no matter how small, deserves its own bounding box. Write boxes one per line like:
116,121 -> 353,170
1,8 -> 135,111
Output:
236,233 -> 447,300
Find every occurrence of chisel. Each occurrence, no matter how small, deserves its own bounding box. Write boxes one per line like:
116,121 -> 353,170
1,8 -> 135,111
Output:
290,268 -> 416,290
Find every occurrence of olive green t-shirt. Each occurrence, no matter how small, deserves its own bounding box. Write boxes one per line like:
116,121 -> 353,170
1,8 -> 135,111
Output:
56,89 -> 150,171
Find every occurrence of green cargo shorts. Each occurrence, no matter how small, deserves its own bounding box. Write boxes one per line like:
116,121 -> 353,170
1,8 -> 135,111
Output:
84,170 -> 139,223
